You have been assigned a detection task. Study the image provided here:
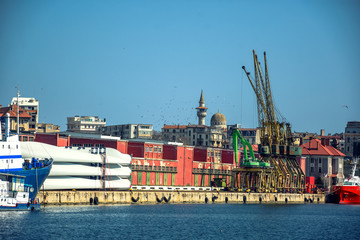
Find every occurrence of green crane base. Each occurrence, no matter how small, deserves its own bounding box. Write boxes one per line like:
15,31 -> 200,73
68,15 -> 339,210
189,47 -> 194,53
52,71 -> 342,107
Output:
259,162 -> 271,168
240,161 -> 270,168
241,161 -> 260,167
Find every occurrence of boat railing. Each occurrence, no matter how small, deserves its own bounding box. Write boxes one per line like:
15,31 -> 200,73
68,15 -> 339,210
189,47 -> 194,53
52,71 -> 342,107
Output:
23,158 -> 53,170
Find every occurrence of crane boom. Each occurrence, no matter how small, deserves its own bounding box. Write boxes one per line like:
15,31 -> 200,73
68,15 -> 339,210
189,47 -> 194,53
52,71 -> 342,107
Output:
235,50 -> 305,193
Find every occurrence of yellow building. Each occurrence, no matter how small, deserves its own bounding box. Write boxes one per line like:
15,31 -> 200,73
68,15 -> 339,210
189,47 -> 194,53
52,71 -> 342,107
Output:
36,123 -> 60,133
0,105 -> 31,133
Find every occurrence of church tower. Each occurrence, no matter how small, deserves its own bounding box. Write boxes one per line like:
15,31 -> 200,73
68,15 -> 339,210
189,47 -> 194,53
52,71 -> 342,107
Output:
196,90 -> 208,125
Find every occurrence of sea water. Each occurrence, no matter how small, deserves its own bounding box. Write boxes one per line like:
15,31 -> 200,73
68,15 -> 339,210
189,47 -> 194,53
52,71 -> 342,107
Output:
0,203 -> 359,240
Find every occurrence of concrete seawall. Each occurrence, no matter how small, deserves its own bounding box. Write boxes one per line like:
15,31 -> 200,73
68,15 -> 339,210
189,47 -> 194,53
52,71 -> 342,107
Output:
37,191 -> 325,205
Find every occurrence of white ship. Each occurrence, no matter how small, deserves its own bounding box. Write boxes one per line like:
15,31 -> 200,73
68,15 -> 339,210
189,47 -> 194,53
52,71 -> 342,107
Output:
0,173 -> 39,211
20,142 -> 132,190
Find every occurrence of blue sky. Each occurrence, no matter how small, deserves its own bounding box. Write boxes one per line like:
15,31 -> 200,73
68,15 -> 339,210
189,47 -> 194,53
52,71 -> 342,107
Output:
1,0 -> 359,134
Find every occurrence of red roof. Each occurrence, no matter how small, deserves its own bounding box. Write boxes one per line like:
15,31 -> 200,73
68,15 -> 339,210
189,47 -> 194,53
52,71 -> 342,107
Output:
301,139 -> 345,157
0,105 -> 31,118
187,125 -> 209,128
326,145 -> 346,156
162,125 -> 188,129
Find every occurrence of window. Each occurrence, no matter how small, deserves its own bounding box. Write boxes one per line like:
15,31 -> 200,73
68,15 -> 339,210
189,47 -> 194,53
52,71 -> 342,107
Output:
166,166 -> 169,171
140,165 -> 143,170
158,147 -> 162,153
149,147 -> 153,152
170,167 -> 173,171
145,165 -> 148,170
162,166 -> 165,171
145,147 -> 148,152
149,166 -> 152,171
154,146 -> 157,153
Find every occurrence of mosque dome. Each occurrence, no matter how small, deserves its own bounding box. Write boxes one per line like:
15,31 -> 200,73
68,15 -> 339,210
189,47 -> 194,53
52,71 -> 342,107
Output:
210,113 -> 227,127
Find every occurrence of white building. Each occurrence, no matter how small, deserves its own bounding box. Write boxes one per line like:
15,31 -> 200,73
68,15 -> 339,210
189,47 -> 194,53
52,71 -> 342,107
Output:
302,138 -> 345,187
102,124 -> 153,139
67,116 -> 106,134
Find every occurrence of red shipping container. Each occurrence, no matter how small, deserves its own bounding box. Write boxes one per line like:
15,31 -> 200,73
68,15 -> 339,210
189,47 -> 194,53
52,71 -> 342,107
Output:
306,176 -> 315,185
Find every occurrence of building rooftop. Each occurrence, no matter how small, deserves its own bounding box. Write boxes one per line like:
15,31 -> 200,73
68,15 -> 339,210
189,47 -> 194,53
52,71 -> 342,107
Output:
162,125 -> 188,129
301,139 -> 345,157
0,105 -> 32,118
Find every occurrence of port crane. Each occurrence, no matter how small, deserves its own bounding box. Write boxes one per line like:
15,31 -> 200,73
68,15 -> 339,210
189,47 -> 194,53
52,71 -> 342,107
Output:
231,50 -> 305,193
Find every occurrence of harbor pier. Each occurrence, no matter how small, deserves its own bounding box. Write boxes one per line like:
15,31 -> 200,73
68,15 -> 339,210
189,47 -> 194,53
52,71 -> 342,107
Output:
37,190 -> 325,205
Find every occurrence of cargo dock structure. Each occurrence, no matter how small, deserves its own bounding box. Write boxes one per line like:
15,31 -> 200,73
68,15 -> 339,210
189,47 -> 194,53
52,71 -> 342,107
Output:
37,190 -> 325,205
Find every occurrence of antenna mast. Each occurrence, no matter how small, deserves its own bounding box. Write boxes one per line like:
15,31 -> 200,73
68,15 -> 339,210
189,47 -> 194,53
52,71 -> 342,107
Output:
16,87 -> 20,135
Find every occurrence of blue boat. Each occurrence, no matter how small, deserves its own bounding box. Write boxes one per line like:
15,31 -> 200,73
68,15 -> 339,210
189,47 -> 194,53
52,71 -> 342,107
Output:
0,173 -> 41,211
0,115 -> 52,210
0,157 -> 53,200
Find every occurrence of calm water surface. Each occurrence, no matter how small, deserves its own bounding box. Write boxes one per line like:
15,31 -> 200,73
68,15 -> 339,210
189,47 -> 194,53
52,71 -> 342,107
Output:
0,203 -> 359,240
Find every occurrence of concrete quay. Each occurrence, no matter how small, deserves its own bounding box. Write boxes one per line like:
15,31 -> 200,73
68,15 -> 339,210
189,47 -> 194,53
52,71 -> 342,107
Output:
37,190 -> 325,205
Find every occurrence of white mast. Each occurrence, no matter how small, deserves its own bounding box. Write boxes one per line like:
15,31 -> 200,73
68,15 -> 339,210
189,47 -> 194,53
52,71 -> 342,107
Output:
16,87 -> 20,135
351,158 -> 358,178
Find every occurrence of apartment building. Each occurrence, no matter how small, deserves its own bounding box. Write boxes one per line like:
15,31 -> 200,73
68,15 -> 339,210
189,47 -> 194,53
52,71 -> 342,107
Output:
102,124 -> 153,139
67,116 -> 106,133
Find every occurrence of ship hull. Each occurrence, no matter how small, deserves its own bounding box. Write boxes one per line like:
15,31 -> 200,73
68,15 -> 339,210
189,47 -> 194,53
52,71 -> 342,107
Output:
332,186 -> 360,204
0,164 -> 52,200
0,203 -> 41,211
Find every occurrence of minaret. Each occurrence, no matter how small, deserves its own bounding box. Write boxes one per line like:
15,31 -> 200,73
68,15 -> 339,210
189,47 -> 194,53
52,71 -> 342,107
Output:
196,90 -> 208,125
